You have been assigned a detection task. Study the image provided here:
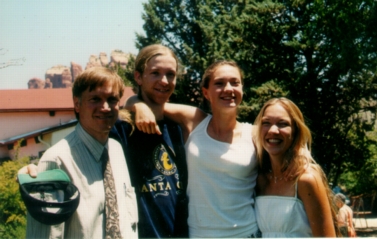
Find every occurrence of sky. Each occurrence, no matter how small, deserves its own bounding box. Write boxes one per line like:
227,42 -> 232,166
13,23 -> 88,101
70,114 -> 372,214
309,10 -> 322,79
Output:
0,0 -> 146,89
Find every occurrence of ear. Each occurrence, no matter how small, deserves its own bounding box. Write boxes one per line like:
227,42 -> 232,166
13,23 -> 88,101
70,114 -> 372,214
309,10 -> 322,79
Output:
73,97 -> 80,114
202,87 -> 210,101
134,71 -> 142,86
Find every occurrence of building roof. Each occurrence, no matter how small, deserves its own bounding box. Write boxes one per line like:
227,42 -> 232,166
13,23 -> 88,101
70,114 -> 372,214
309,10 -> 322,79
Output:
0,87 -> 135,112
0,119 -> 78,145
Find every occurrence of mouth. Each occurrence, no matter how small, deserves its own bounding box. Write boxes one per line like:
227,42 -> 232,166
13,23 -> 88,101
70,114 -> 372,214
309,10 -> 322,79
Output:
266,138 -> 282,144
95,115 -> 113,120
154,88 -> 170,93
221,95 -> 236,101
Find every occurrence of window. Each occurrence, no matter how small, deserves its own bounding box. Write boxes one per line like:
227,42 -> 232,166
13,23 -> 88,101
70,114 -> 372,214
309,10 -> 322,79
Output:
20,140 -> 27,147
38,150 -> 46,158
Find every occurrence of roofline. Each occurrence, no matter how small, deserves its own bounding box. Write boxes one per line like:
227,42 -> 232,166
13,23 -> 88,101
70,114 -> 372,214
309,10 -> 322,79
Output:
0,119 -> 78,145
0,108 -> 73,113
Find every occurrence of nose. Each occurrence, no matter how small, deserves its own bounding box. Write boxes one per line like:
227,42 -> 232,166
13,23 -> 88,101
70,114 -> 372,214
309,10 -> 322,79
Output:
224,82 -> 233,92
160,75 -> 168,85
102,101 -> 111,111
268,125 -> 279,134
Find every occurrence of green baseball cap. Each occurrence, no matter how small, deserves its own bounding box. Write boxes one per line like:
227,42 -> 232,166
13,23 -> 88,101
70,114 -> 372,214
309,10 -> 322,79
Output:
18,169 -> 80,225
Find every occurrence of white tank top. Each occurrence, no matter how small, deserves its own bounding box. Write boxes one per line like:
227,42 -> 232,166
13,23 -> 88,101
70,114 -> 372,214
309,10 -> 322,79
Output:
255,183 -> 313,237
186,115 -> 259,238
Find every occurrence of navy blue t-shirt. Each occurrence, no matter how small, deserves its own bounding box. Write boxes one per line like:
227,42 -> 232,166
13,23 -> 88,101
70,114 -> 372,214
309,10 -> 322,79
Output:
110,119 -> 188,238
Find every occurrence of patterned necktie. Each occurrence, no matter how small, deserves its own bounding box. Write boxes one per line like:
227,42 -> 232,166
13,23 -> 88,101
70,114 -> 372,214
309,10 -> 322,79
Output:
101,148 -> 122,239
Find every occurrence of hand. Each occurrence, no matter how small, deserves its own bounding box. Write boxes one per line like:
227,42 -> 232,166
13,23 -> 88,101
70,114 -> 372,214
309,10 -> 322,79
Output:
134,102 -> 162,135
16,164 -> 38,182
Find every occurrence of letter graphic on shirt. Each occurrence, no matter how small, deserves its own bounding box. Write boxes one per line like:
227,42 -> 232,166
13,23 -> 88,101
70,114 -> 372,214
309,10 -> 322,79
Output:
153,144 -> 177,175
149,183 -> 157,192
165,182 -> 171,190
141,185 -> 148,192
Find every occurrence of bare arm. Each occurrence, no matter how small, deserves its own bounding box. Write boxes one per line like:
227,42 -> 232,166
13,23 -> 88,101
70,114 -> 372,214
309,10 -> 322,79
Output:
298,166 -> 336,237
124,95 -> 162,135
125,95 -> 207,141
163,103 -> 207,140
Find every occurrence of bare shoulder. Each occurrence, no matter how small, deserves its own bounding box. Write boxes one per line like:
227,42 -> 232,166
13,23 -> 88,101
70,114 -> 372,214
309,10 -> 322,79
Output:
298,165 -> 323,184
298,165 -> 327,198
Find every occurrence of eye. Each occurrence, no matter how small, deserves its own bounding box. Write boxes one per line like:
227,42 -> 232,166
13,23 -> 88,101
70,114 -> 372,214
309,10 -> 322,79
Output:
108,97 -> 119,104
89,97 -> 100,102
278,121 -> 290,127
166,72 -> 176,79
261,121 -> 270,125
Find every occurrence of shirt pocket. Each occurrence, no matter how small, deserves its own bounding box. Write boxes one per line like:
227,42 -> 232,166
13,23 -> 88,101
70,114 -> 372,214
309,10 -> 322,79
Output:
124,186 -> 138,224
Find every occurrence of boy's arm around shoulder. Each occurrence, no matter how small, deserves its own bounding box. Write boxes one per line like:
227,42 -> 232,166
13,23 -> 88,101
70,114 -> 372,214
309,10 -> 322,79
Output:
124,95 -> 161,135
164,103 -> 207,140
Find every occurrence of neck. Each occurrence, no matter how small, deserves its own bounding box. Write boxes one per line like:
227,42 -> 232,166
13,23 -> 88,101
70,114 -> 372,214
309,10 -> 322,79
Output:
79,122 -> 109,145
207,111 -> 241,143
212,110 -> 237,127
210,110 -> 238,131
269,157 -> 285,177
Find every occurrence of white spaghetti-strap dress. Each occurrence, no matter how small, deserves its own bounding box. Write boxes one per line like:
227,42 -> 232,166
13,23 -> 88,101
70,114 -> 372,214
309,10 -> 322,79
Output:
255,183 -> 313,237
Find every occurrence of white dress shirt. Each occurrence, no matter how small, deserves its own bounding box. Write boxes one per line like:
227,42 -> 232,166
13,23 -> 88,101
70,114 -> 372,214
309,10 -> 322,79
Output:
26,123 -> 138,239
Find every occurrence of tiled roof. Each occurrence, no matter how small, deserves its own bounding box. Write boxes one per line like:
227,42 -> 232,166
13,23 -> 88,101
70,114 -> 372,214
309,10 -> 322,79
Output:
0,87 -> 135,112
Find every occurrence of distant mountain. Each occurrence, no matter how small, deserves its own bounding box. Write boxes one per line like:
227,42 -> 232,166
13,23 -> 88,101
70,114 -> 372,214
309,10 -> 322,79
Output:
28,50 -> 130,89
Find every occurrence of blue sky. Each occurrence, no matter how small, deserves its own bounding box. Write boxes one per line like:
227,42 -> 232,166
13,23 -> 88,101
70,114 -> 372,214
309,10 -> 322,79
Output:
0,0 -> 145,89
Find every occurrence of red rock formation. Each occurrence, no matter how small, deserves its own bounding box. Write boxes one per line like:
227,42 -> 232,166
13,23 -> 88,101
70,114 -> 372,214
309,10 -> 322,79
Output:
62,68 -> 72,87
71,62 -> 83,81
45,65 -> 72,88
29,49 -> 134,90
99,52 -> 109,66
45,78 -> 53,88
85,55 -> 102,69
28,77 -> 45,89
109,50 -> 129,69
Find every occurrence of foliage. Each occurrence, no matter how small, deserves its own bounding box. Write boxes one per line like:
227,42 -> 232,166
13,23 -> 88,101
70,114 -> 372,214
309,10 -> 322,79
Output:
136,0 -> 377,191
341,129 -> 377,195
0,157 -> 29,239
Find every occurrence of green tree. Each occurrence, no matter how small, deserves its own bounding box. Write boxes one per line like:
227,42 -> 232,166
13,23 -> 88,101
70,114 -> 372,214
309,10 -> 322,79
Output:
136,0 -> 377,188
0,158 -> 29,239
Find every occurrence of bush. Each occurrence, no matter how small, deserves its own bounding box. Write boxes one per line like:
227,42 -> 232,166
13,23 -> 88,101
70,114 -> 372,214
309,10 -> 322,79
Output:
0,157 -> 29,239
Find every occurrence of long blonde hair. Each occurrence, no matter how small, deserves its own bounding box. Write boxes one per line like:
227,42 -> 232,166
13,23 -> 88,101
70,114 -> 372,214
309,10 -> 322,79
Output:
254,97 -> 312,173
254,97 -> 340,236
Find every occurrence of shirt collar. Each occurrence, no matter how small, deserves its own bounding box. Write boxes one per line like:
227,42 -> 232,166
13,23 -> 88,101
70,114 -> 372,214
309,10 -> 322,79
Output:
76,123 -> 108,162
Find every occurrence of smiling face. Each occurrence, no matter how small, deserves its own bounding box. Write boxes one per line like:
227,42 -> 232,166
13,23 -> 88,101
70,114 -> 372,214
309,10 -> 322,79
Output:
261,103 -> 295,160
74,82 -> 120,144
202,64 -> 243,112
135,54 -> 177,106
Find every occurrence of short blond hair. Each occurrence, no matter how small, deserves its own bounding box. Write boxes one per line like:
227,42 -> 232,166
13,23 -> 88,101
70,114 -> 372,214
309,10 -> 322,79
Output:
72,67 -> 124,119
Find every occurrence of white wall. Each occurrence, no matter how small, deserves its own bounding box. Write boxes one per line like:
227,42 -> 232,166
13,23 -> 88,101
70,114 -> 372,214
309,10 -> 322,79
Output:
0,111 -> 75,140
